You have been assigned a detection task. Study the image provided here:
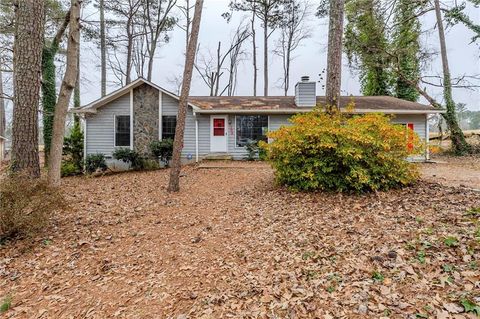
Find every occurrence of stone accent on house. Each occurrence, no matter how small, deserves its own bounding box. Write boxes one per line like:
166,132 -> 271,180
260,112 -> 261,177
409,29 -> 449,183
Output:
133,83 -> 159,156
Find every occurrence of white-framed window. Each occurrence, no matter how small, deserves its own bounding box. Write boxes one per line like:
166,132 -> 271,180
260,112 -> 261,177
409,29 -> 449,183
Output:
162,116 -> 177,140
235,115 -> 269,147
114,115 -> 131,147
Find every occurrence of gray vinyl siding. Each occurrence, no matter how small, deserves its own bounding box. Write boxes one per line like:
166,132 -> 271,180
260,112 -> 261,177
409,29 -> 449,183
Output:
85,92 -> 130,157
390,114 -> 427,140
161,93 -> 202,160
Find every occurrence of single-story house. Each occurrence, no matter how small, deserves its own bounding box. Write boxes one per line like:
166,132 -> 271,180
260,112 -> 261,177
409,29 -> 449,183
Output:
0,135 -> 6,162
73,77 -> 443,166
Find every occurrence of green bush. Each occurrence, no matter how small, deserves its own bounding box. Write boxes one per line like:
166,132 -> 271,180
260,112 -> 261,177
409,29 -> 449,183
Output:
61,161 -> 79,177
0,177 -> 65,240
150,139 -> 173,166
63,121 -> 84,171
260,110 -> 421,192
112,148 -> 144,170
244,141 -> 260,161
85,153 -> 107,174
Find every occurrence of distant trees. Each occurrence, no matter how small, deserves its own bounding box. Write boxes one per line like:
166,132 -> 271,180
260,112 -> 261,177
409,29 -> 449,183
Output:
195,22 -> 250,96
274,0 -> 310,96
229,0 -> 285,96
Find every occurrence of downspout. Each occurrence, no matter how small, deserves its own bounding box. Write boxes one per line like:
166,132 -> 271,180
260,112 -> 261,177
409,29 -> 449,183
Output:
195,112 -> 199,162
82,114 -> 87,171
426,114 -> 430,161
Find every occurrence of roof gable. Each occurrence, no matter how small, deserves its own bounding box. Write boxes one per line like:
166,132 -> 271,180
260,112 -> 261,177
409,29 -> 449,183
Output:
73,78 -> 182,113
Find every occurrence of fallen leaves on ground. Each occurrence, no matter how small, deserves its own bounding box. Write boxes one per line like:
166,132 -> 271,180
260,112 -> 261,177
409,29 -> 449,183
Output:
0,163 -> 479,318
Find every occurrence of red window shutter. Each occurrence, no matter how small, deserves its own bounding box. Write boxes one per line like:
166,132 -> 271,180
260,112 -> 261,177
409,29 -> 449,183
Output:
407,123 -> 414,152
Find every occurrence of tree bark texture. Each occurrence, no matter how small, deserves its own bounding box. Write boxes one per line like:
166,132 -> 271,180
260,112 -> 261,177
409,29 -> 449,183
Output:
251,10 -> 257,96
325,0 -> 345,112
11,0 -> 45,178
100,0 -> 106,96
168,0 -> 204,192
48,0 -> 81,186
263,14 -> 268,96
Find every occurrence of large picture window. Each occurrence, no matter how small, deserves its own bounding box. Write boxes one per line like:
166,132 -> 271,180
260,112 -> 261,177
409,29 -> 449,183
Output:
162,116 -> 177,140
115,115 -> 130,147
236,115 -> 268,147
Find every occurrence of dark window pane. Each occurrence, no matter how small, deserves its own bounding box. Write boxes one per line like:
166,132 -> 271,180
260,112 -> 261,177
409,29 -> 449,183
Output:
115,115 -> 130,147
162,116 -> 177,140
236,115 -> 268,147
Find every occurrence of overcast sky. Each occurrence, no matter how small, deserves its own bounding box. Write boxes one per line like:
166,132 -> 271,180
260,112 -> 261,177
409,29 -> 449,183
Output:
79,0 -> 479,110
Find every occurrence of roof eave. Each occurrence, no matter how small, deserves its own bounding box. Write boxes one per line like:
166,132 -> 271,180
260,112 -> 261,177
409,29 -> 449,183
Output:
193,108 -> 445,115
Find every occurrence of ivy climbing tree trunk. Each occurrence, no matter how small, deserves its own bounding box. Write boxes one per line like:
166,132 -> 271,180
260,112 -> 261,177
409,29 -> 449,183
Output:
48,0 -> 81,186
325,0 -> 345,112
42,10 -> 71,166
434,0 -> 469,155
168,0 -> 204,192
10,0 -> 45,178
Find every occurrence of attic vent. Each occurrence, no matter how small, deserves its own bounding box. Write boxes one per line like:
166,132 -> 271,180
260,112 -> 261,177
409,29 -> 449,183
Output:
295,76 -> 316,107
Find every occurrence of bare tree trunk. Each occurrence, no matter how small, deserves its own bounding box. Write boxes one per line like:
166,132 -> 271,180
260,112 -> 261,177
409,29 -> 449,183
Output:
433,0 -> 469,155
100,0 -> 106,96
126,27 -> 133,84
325,0 -> 344,113
251,10 -> 257,96
0,69 -> 5,141
263,14 -> 268,96
48,0 -> 82,186
10,0 -> 44,178
168,0 -> 203,192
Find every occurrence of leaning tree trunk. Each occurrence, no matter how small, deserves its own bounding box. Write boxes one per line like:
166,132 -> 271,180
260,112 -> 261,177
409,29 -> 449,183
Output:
48,0 -> 81,186
42,10 -> 71,166
10,0 -> 45,178
434,0 -> 469,155
100,0 -> 106,96
325,0 -> 345,113
168,0 -> 204,192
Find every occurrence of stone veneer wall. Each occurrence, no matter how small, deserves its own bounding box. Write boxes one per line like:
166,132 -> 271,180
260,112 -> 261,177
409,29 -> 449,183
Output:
133,83 -> 159,156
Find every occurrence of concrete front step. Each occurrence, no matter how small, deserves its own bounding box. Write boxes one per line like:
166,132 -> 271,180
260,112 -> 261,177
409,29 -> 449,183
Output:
203,153 -> 233,161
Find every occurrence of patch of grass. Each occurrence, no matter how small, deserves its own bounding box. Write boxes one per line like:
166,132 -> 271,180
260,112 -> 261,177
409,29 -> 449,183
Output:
415,216 -> 424,224
372,271 -> 384,282
469,261 -> 478,270
421,240 -> 433,249
443,236 -> 459,247
302,251 -> 315,261
423,227 -> 434,235
442,264 -> 455,273
417,250 -> 426,264
465,207 -> 480,217
415,313 -> 428,318
475,227 -> 480,239
460,298 -> 480,315
326,286 -> 335,293
0,295 -> 12,314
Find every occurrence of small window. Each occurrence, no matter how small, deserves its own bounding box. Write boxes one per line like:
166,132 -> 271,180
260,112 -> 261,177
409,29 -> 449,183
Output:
115,115 -> 130,147
236,115 -> 268,147
162,116 -> 177,140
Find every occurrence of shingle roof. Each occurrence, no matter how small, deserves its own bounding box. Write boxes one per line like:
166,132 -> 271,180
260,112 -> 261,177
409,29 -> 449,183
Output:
188,96 -> 442,114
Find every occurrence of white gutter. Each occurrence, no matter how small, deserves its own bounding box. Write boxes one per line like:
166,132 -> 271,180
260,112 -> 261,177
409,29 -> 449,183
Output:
193,108 -> 446,115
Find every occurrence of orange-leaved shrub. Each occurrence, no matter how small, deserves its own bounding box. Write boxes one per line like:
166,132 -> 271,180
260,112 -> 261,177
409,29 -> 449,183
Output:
260,109 -> 422,192
0,177 -> 65,241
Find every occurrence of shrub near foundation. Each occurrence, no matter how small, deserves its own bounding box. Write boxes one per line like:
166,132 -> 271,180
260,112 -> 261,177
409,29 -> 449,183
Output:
260,110 -> 421,192
0,177 -> 65,240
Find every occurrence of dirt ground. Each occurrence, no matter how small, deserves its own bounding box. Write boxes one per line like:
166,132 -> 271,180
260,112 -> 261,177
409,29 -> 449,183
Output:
420,155 -> 480,189
1,162 -> 480,318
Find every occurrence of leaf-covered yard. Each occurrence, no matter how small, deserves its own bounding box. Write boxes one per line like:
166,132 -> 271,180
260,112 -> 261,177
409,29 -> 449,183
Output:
1,162 -> 480,318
